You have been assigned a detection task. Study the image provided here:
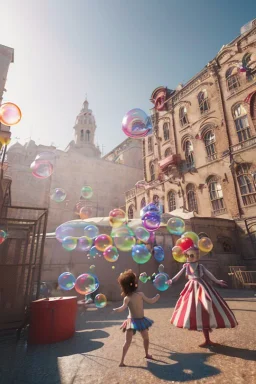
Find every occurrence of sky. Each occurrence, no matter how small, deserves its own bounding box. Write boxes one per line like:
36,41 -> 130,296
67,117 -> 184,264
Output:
1,0 -> 256,155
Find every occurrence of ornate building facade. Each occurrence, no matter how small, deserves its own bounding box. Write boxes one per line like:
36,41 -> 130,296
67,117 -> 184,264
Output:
125,20 -> 256,241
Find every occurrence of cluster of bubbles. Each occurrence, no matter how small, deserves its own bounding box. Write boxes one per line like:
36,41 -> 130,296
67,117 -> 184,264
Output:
139,264 -> 169,292
122,109 -> 152,139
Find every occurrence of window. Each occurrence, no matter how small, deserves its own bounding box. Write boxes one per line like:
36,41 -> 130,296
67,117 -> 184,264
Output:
204,130 -> 216,161
207,176 -> 225,214
198,90 -> 210,114
242,52 -> 256,82
86,130 -> 90,142
140,197 -> 146,209
128,205 -> 134,219
149,161 -> 155,181
179,106 -> 189,126
148,137 -> 153,153
80,130 -> 84,141
250,93 -> 256,119
233,104 -> 251,142
164,147 -> 172,157
236,164 -> 256,206
226,67 -> 240,91
163,122 -> 170,141
184,140 -> 194,168
186,184 -> 198,212
222,240 -> 232,253
168,191 -> 176,212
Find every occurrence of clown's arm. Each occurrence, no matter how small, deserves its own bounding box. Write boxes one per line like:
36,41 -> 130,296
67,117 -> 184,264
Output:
202,265 -> 227,286
166,264 -> 186,286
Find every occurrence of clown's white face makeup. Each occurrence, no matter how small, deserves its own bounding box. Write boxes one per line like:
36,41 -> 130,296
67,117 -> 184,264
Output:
186,251 -> 199,263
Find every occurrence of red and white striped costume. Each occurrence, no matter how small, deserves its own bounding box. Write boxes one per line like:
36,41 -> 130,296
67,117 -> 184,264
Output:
170,263 -> 238,331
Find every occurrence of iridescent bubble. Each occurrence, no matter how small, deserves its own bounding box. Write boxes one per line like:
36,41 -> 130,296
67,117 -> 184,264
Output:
50,188 -> 66,203
76,236 -> 93,252
132,244 -> 152,264
109,208 -> 126,228
56,220 -> 92,243
112,225 -> 136,252
103,246 -> 119,262
172,245 -> 186,263
135,227 -> 150,243
89,265 -> 96,272
84,224 -> 99,239
122,108 -> 152,139
79,206 -> 92,219
198,237 -> 213,253
153,246 -> 165,262
58,272 -> 76,291
81,186 -> 93,199
95,293 -> 107,308
167,217 -> 185,235
142,212 -> 161,232
140,203 -> 160,218
62,236 -> 77,251
30,160 -> 53,179
88,246 -> 98,258
95,234 -> 113,252
0,230 -> 7,245
179,237 -> 194,252
153,273 -> 169,291
139,272 -> 148,284
0,102 -> 22,125
75,273 -> 98,295
182,231 -> 199,246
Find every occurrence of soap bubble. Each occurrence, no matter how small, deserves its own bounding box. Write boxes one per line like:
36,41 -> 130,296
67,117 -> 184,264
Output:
84,224 -> 99,239
0,230 -> 7,245
132,244 -> 152,264
153,246 -> 165,262
95,293 -> 107,308
0,102 -> 22,125
135,227 -> 150,243
139,272 -> 148,284
95,234 -> 113,252
58,272 -> 76,290
198,237 -> 213,253
79,206 -> 92,219
179,237 -> 194,252
153,273 -> 169,291
122,108 -> 152,139
88,246 -> 98,258
50,188 -> 66,203
112,225 -> 136,252
109,208 -> 126,228
167,217 -> 185,235
103,245 -> 119,262
76,236 -> 93,252
142,212 -> 161,231
140,203 -> 160,218
56,220 -> 92,243
81,186 -> 93,199
30,160 -> 53,179
89,265 -> 96,272
75,273 -> 98,295
62,236 -> 77,251
172,245 -> 186,263
158,264 -> 165,273
182,231 -> 199,246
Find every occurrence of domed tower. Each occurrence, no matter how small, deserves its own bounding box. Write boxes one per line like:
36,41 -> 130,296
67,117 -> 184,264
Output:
67,98 -> 101,158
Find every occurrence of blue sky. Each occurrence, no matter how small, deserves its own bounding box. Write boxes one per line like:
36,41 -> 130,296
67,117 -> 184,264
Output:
1,0 -> 256,154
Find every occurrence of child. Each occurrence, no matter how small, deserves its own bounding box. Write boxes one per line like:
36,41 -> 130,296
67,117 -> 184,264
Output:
113,269 -> 160,366
166,246 -> 238,347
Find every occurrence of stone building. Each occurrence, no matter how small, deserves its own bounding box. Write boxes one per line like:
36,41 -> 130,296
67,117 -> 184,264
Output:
6,98 -> 143,232
125,19 -> 256,257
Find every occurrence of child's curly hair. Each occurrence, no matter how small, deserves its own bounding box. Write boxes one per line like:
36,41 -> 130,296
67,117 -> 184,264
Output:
117,269 -> 138,297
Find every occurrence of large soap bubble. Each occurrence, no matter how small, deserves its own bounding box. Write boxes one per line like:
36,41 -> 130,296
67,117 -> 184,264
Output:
153,273 -> 169,291
122,108 -> 152,139
76,236 -> 93,252
172,245 -> 186,263
167,217 -> 185,235
142,212 -> 161,231
50,188 -> 66,203
58,272 -> 76,290
132,244 -> 152,264
81,186 -> 93,199
112,225 -> 136,252
56,220 -> 92,243
109,208 -> 126,228
198,237 -> 213,253
153,246 -> 165,262
140,203 -> 160,218
135,227 -> 150,243
0,102 -> 22,125
95,293 -> 107,308
103,245 -> 119,262
179,237 -> 194,252
62,236 -> 77,251
84,224 -> 99,239
95,234 -> 113,252
75,273 -> 98,295
30,160 -> 53,179
181,231 -> 199,246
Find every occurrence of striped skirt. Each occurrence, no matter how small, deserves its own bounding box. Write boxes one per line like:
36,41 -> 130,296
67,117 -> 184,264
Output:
171,278 -> 238,331
120,317 -> 154,333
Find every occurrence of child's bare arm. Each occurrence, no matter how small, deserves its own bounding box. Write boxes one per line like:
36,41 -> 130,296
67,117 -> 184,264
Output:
139,292 -> 160,304
113,296 -> 130,312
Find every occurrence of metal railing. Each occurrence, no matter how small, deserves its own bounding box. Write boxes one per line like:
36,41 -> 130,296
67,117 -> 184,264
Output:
230,136 -> 256,153
211,207 -> 227,216
205,153 -> 217,162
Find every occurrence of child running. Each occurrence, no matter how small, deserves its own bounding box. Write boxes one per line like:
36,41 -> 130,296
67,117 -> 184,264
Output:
113,269 -> 160,366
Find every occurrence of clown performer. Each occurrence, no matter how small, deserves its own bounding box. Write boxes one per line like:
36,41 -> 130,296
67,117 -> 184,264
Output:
166,245 -> 238,347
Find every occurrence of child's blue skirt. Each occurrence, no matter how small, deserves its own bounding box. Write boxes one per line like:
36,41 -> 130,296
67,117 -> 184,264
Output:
120,317 -> 154,334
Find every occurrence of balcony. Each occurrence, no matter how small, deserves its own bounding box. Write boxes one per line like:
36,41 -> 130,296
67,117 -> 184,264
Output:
230,136 -> 256,153
211,207 -> 227,216
158,154 -> 181,171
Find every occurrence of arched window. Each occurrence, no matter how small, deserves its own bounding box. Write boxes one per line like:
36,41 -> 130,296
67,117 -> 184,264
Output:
226,67 -> 240,91
236,164 -> 256,206
128,205 -> 134,219
148,137 -> 153,153
149,161 -> 155,181
80,129 -> 84,141
204,130 -> 216,161
168,191 -> 176,212
163,122 -> 170,141
198,90 -> 209,114
233,104 -> 250,142
140,197 -> 146,209
186,184 -> 198,212
207,176 -> 225,214
250,93 -> 256,119
184,140 -> 194,168
86,130 -> 90,142
164,147 -> 172,157
242,52 -> 256,81
179,106 -> 189,126
153,194 -> 160,207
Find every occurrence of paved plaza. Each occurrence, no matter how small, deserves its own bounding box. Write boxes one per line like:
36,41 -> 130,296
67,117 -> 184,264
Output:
0,289 -> 255,384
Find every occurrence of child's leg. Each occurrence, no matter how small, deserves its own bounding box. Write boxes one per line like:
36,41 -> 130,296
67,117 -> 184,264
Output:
199,329 -> 218,347
140,329 -> 152,359
119,329 -> 133,366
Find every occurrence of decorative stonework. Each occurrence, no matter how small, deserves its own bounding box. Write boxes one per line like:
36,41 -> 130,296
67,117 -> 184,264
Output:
172,70 -> 209,105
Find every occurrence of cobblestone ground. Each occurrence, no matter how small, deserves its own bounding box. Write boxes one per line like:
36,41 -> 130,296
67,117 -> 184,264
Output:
0,289 -> 255,384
